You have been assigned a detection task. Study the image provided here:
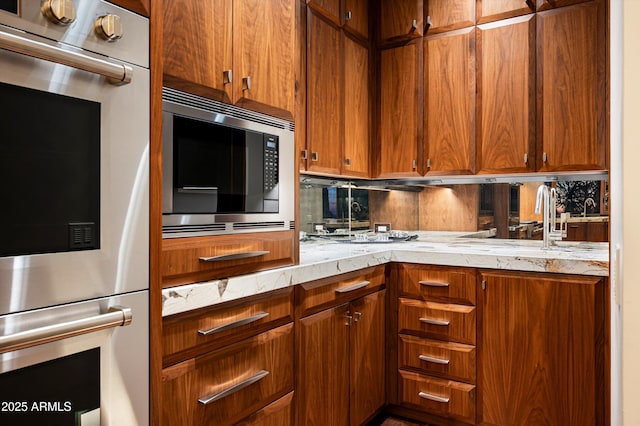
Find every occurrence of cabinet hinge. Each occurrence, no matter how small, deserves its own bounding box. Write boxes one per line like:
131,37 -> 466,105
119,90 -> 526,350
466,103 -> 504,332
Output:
482,280 -> 487,290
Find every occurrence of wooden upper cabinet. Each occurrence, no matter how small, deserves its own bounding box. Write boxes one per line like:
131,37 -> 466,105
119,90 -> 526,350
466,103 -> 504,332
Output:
378,42 -> 422,177
425,0 -> 475,35
476,15 -> 536,174
307,11 -> 343,175
378,0 -> 423,44
344,0 -> 369,39
424,27 -> 475,175
476,0 -> 535,24
343,36 -> 370,178
535,0 -> 592,12
307,0 -> 341,24
477,271 -> 605,425
536,0 -> 606,171
163,0 -> 233,103
233,0 -> 296,118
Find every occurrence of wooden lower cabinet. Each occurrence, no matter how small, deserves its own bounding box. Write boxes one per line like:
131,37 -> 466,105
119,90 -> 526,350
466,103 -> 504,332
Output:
235,392 -> 294,426
477,270 -> 606,426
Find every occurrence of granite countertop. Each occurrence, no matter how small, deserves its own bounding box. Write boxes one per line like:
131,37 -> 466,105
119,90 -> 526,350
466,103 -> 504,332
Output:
161,231 -> 609,317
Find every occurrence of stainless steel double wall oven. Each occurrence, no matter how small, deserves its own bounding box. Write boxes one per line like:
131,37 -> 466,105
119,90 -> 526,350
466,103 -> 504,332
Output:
0,1 -> 149,424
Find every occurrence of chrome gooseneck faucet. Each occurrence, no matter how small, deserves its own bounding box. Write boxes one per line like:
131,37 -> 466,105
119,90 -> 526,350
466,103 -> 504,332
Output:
535,184 -> 568,249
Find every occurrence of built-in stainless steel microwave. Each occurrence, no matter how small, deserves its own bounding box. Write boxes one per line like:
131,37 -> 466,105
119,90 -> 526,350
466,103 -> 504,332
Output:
162,87 -> 295,237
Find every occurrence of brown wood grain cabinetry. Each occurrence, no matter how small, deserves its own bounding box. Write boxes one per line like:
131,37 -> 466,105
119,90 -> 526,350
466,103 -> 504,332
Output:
235,392 -> 294,426
378,42 -> 423,177
424,27 -> 476,175
476,0 -> 534,24
566,220 -> 609,242
397,263 -> 477,306
107,0 -> 149,16
163,0 -> 295,121
296,267 -> 386,425
476,14 -> 536,174
399,335 -> 476,384
307,0 -> 340,23
477,270 -> 606,426
535,0 -> 592,12
344,0 -> 369,39
162,323 -> 294,426
378,0 -> 423,44
161,231 -> 296,288
398,298 -> 476,345
425,0 -> 475,34
536,0 -> 607,171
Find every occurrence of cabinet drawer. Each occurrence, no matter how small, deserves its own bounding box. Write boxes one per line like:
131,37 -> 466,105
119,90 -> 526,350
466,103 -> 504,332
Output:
235,392 -> 294,426
163,288 -> 293,366
162,231 -> 295,287
396,264 -> 476,305
399,370 -> 476,425
398,298 -> 476,344
162,323 -> 294,426
399,334 -> 476,384
296,265 -> 386,317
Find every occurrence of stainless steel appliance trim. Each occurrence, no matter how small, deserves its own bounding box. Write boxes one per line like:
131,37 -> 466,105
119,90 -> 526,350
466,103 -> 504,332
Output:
199,251 -> 270,262
419,317 -> 450,326
198,370 -> 270,405
419,280 -> 450,288
335,280 -> 370,293
198,312 -> 269,335
0,306 -> 132,354
0,27 -> 132,84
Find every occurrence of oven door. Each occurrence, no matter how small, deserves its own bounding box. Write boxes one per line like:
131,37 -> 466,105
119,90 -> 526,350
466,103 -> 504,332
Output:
0,24 -> 149,315
0,290 -> 148,426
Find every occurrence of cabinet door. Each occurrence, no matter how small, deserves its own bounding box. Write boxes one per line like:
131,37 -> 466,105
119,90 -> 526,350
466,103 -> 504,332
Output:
163,0 -> 232,102
424,28 -> 475,175
235,392 -> 294,426
307,0 -> 340,24
233,0 -> 295,119
344,0 -> 369,39
307,11 -> 343,175
343,36 -> 370,177
478,271 -> 605,426
536,0 -> 591,12
537,1 -> 606,171
296,304 -> 350,426
350,290 -> 386,426
425,0 -> 475,34
378,42 -> 422,177
378,0 -> 423,44
476,0 -> 534,24
476,15 -> 536,174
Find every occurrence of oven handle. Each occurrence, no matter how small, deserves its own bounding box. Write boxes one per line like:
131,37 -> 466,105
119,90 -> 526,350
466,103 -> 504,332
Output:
0,306 -> 133,354
0,29 -> 132,85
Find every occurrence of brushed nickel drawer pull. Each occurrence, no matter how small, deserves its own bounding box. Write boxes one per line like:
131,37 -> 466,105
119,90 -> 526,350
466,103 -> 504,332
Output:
419,354 -> 450,365
199,250 -> 269,262
418,281 -> 449,288
419,317 -> 450,326
198,370 -> 269,405
198,312 -> 269,335
418,391 -> 449,403
335,280 -> 370,293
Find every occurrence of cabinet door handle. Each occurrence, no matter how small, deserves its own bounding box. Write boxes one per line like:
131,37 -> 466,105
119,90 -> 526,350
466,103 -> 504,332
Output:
419,280 -> 449,288
301,149 -> 308,160
419,354 -> 450,365
425,15 -> 431,33
411,19 -> 418,31
419,317 -> 450,326
418,391 -> 449,403
198,370 -> 269,405
412,159 -> 417,170
311,151 -> 319,161
524,153 -> 529,165
223,69 -> 233,84
354,312 -> 362,322
543,152 -> 548,163
345,10 -> 352,21
345,157 -> 351,166
335,280 -> 370,293
242,76 -> 251,91
199,250 -> 269,262
197,312 -> 269,335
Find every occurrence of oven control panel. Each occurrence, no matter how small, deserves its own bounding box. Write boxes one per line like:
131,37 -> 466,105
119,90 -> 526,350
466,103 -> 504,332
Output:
264,135 -> 279,193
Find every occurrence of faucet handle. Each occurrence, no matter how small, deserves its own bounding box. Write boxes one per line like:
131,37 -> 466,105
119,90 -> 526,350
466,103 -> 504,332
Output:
558,212 -> 569,239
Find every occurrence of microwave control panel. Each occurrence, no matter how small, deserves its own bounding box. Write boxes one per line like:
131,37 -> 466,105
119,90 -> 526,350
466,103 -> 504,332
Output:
264,135 -> 279,193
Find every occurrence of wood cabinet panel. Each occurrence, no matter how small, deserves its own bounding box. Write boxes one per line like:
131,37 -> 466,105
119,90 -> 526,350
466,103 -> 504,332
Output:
396,264 -> 476,306
476,0 -> 534,24
162,288 -> 293,366
398,370 -> 476,425
399,335 -> 476,385
233,0 -> 296,117
162,324 -> 294,426
350,290 -> 386,426
161,231 -> 295,287
296,265 -> 386,317
398,298 -> 476,345
108,0 -> 149,16
426,0 -> 475,34
343,36 -> 371,177
536,0 -> 606,171
296,304 -> 351,426
378,42 -> 422,177
378,0 -> 423,43
536,0 -> 591,12
307,11 -> 342,175
307,0 -> 340,23
344,0 -> 369,39
476,15 -> 536,173
235,392 -> 294,426
477,271 -> 605,425
424,28 -> 475,175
